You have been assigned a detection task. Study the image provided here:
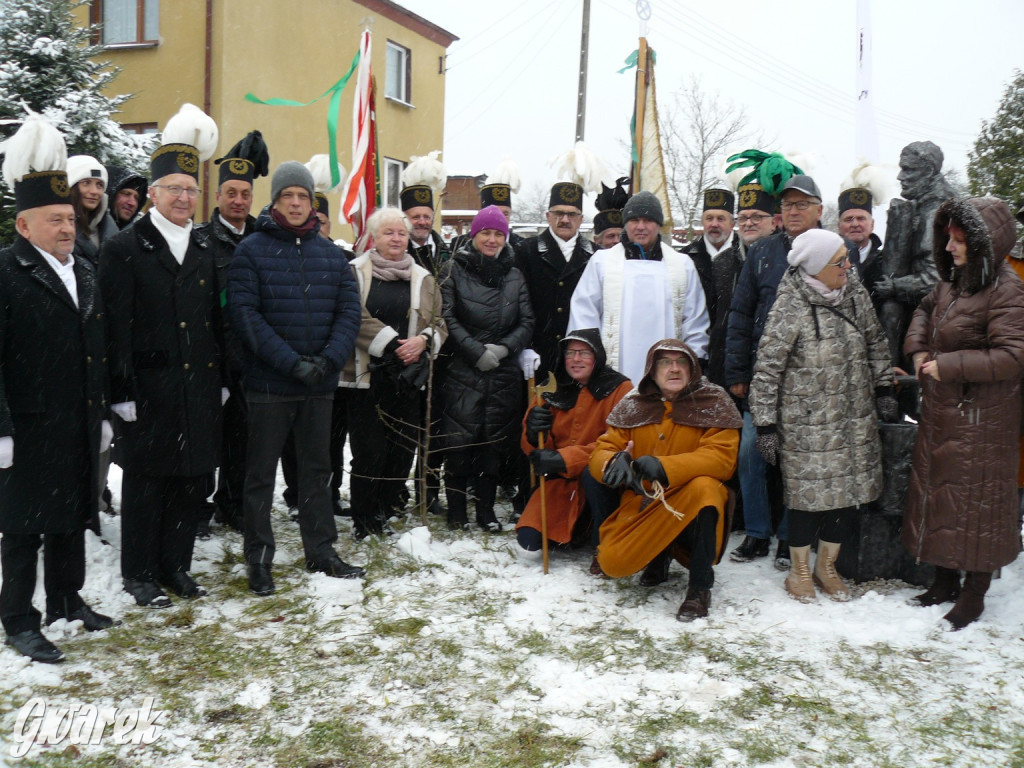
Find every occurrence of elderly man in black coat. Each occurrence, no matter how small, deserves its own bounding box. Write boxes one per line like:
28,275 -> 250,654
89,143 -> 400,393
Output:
100,138 -> 226,609
0,137 -> 117,663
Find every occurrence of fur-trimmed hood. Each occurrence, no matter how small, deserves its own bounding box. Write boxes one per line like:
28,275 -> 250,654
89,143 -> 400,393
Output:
607,339 -> 742,430
933,196 -> 1016,294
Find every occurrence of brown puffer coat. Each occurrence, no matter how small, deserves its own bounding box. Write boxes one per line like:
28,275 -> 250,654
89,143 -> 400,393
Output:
903,196 -> 1024,571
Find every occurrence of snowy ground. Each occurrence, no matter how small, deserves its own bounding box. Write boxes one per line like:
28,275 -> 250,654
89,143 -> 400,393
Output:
0,467 -> 1022,767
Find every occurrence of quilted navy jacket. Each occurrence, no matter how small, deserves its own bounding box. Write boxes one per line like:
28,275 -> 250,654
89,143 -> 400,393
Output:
228,210 -> 360,396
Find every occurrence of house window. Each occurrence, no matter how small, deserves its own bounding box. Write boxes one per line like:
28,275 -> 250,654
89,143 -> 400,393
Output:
383,158 -> 406,209
121,122 -> 159,134
92,0 -> 159,46
385,41 -> 411,105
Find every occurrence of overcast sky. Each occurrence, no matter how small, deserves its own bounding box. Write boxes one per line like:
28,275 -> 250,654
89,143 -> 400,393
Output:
391,0 -> 1023,218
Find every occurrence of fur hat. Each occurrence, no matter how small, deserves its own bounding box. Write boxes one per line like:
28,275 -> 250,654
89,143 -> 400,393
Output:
788,229 -> 844,275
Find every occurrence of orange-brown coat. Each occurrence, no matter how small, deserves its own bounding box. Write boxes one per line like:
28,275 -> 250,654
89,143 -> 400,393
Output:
517,379 -> 633,543
590,402 -> 739,577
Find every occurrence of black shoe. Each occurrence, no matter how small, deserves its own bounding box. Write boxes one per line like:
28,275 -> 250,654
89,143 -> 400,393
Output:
307,554 -> 365,579
639,549 -> 672,586
195,520 -> 212,540
729,535 -> 770,563
333,498 -> 352,517
5,630 -> 64,663
46,605 -> 120,631
774,539 -> 791,571
500,484 -> 518,501
248,564 -> 275,596
164,572 -> 207,599
288,505 -> 300,522
426,498 -> 446,517
123,579 -> 172,609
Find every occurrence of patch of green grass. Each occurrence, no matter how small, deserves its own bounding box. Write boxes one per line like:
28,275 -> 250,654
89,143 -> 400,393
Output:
373,615 -> 429,638
272,714 -> 393,767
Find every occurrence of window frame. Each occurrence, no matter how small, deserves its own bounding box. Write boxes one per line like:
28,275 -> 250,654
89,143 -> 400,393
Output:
90,0 -> 160,48
385,40 -> 413,106
382,157 -> 406,209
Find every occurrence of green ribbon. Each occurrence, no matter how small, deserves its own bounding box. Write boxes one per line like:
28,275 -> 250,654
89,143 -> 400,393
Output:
245,48 -> 362,188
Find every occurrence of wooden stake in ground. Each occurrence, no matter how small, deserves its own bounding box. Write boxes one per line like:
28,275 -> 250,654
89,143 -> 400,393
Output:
529,374 -> 558,574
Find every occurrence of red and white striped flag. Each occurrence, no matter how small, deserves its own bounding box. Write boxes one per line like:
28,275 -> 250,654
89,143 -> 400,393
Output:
341,29 -> 380,251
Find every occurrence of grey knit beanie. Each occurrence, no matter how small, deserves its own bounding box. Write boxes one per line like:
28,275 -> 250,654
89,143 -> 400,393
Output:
622,191 -> 664,227
271,161 -> 315,202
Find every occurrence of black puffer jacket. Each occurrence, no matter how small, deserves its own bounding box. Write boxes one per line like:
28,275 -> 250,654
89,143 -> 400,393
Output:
440,243 -> 534,458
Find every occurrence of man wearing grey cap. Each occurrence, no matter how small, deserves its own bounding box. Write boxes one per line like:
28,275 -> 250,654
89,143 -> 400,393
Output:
568,190 -> 709,385
228,161 -> 364,596
724,174 -> 860,568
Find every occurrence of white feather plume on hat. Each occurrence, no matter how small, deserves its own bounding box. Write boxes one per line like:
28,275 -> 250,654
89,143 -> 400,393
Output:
305,154 -> 346,193
486,157 -> 521,193
840,160 -> 890,204
549,141 -> 609,194
0,109 -> 67,188
161,103 -> 219,162
401,150 -> 446,193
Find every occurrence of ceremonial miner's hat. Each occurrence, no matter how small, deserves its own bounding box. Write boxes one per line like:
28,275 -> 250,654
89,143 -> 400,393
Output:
215,130 -> 269,187
1,111 -> 71,213
152,103 -> 219,181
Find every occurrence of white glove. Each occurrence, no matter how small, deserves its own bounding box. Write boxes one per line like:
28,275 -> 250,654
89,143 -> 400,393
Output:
0,436 -> 12,468
518,348 -> 541,380
112,401 -> 137,422
100,420 -> 114,453
221,387 -> 230,406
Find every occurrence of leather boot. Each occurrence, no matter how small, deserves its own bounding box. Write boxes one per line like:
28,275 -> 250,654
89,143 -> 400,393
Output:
812,541 -> 850,601
785,545 -> 816,603
676,586 -> 711,622
639,547 -> 672,586
446,481 -> 468,530
910,566 -> 961,607
475,476 -> 502,532
943,571 -> 992,630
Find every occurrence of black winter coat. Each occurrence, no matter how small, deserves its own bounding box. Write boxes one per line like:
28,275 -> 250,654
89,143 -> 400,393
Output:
195,208 -> 255,373
706,240 -> 746,387
441,244 -> 535,458
683,232 -> 739,336
0,238 -> 108,534
514,229 -> 593,379
99,213 -> 224,476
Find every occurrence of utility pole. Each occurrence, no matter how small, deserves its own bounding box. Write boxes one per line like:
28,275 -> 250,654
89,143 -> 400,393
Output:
574,0 -> 591,142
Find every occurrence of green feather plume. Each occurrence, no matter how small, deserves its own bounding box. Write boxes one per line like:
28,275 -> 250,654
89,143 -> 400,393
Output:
725,150 -> 804,195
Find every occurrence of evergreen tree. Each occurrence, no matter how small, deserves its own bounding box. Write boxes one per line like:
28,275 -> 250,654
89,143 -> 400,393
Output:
968,70 -> 1024,212
0,0 -> 154,241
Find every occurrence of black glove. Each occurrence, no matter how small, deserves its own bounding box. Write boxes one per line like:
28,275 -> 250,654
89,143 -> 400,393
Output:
875,386 -> 899,423
525,405 -> 554,446
602,451 -> 636,489
292,356 -> 324,386
633,455 -> 668,487
755,426 -> 780,466
398,353 -> 430,391
529,449 -> 566,478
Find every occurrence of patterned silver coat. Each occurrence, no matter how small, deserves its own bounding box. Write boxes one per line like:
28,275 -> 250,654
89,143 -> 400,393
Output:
750,268 -> 893,511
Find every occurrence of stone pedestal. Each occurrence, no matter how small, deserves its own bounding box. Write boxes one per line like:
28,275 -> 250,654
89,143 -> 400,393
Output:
836,379 -> 933,585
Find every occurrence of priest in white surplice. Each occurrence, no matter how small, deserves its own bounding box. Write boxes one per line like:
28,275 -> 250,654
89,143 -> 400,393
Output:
568,191 -> 709,385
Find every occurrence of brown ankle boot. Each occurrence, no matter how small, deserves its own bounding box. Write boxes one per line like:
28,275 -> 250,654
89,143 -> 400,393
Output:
676,586 -> 711,622
910,566 -> 961,607
813,541 -> 850,601
943,571 -> 992,630
785,545 -> 817,603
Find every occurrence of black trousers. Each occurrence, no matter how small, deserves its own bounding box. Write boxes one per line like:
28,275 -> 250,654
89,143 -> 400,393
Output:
213,372 -> 247,524
1,531 -> 86,635
347,384 -> 420,534
121,472 -> 206,582
282,388 -> 348,508
415,381 -> 445,505
244,395 -> 337,565
787,506 -> 857,548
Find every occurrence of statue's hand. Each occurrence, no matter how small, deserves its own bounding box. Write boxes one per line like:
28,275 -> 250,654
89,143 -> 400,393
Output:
873,275 -> 895,299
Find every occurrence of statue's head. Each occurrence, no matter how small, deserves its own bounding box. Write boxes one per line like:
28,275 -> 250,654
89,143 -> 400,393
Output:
897,141 -> 943,201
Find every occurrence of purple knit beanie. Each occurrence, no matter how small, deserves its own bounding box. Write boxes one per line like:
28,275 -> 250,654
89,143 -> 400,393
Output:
470,205 -> 510,238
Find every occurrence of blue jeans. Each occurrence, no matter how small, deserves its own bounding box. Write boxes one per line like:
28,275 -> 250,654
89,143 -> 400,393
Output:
739,411 -> 788,541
